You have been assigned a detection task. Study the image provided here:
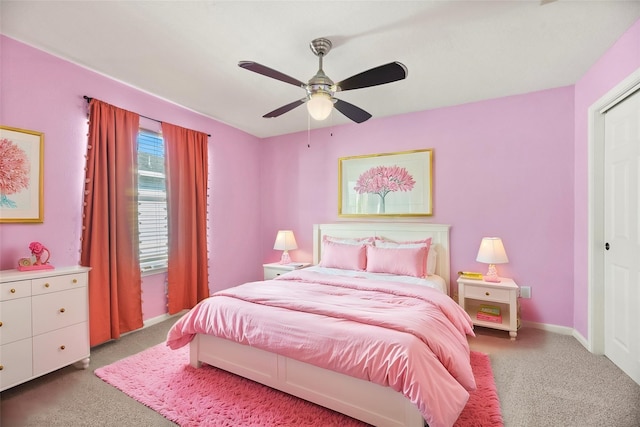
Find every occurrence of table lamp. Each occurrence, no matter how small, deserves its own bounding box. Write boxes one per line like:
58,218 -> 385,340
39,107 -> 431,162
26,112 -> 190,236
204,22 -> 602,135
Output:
274,230 -> 297,264
476,237 -> 509,282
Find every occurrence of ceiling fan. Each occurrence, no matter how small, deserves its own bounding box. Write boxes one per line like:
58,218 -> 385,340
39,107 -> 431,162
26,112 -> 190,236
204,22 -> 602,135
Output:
238,38 -> 408,123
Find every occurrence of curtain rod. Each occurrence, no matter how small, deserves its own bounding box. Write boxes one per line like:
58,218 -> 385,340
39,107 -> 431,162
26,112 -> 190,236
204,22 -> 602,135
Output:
83,96 -> 211,137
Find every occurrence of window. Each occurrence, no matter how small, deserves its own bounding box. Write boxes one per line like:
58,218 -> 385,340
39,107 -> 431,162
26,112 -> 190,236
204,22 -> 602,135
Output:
137,131 -> 168,273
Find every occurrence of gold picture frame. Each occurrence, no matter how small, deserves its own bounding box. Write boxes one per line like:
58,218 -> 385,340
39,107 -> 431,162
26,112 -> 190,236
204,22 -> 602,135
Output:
338,149 -> 433,217
0,126 -> 45,223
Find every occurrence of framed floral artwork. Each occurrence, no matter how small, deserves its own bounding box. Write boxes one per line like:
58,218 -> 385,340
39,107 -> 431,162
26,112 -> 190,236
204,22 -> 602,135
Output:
338,149 -> 433,217
0,126 -> 44,223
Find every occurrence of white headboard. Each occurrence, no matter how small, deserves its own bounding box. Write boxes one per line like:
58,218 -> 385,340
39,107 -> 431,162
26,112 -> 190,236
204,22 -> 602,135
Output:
312,223 -> 451,295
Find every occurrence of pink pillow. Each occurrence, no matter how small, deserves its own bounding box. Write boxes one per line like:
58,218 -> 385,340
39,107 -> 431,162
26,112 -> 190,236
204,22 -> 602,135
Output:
319,241 -> 367,271
366,245 -> 428,278
374,237 -> 434,275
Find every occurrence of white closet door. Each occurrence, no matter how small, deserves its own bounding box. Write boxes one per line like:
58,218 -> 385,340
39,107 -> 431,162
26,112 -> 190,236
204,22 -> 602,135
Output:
604,89 -> 640,386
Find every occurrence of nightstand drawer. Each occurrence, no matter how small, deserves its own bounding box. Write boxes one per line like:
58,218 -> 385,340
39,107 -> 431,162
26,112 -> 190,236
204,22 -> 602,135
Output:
263,263 -> 310,280
464,285 -> 511,302
264,268 -> 284,280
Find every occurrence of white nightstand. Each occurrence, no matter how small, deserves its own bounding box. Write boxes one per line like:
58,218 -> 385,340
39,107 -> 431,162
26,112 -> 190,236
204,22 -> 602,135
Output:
263,263 -> 311,280
456,276 -> 520,340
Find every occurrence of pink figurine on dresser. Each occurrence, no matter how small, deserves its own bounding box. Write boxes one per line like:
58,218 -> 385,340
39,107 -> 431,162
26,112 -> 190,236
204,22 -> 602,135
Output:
17,241 -> 54,271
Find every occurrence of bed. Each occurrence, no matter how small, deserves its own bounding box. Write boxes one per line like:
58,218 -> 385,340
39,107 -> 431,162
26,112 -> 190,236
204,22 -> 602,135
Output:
166,223 -> 475,427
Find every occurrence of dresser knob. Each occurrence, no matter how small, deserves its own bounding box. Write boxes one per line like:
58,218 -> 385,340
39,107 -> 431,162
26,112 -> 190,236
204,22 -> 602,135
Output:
485,292 -> 490,296
0,364 -> 3,370
72,279 -> 78,284
10,288 -> 16,293
59,308 -> 66,313
45,283 -> 50,288
0,321 -> 3,327
60,345 -> 66,350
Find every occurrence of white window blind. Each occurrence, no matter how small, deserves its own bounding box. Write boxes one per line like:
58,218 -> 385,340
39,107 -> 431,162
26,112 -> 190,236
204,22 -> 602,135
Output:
137,131 -> 168,273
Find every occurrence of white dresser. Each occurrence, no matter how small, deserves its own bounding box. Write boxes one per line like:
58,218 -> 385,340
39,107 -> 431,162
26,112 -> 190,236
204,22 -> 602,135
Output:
0,266 -> 90,391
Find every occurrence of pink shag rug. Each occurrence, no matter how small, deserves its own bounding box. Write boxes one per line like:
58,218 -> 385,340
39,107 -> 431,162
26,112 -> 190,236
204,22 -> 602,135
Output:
95,344 -> 503,427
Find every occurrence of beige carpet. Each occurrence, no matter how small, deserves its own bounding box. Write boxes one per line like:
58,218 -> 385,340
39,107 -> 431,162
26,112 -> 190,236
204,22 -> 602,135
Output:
1,315 -> 639,426
469,326 -> 640,426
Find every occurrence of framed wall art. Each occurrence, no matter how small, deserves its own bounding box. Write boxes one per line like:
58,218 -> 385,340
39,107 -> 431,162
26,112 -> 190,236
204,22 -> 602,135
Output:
338,149 -> 433,217
0,126 -> 44,223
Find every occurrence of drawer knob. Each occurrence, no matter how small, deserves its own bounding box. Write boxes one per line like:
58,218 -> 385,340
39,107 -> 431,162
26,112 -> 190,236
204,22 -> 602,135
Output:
485,292 -> 490,296
45,283 -> 50,288
59,308 -> 66,313
72,279 -> 78,284
0,364 -> 3,370
0,321 -> 3,327
60,345 -> 66,350
10,288 -> 16,293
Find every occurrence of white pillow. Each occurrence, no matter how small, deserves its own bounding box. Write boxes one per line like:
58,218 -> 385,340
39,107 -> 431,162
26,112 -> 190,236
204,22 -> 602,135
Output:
323,235 -> 374,245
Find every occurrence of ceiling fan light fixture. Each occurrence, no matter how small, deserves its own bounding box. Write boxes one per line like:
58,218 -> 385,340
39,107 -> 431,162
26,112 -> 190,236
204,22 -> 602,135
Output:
306,92 -> 333,121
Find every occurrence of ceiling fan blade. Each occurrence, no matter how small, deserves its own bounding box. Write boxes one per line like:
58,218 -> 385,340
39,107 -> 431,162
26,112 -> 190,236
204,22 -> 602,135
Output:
333,99 -> 372,123
238,61 -> 305,88
337,62 -> 408,92
263,98 -> 307,118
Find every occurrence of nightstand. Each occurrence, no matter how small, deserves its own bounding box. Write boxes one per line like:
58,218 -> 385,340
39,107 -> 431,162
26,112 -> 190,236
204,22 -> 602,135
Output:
263,263 -> 311,280
457,276 -> 520,340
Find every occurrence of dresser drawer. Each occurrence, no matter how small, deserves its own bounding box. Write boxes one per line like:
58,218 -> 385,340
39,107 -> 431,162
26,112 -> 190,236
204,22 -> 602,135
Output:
0,298 -> 32,345
33,322 -> 89,376
32,273 -> 87,296
32,288 -> 88,336
0,280 -> 31,301
0,338 -> 33,392
464,285 -> 511,303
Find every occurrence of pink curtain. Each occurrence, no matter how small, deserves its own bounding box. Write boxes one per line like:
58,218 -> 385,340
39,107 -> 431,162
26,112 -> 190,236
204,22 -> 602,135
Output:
81,99 -> 143,346
162,122 -> 209,314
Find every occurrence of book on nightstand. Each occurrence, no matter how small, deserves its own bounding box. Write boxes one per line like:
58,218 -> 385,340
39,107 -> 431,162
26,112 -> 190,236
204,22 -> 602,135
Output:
478,304 -> 501,316
458,271 -> 484,280
477,311 -> 503,323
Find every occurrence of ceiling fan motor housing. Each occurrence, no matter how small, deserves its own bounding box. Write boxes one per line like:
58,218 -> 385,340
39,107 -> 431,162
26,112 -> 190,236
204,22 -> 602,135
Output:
309,38 -> 332,57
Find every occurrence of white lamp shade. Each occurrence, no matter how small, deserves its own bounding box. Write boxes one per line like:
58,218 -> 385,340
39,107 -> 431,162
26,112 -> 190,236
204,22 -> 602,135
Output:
273,230 -> 298,251
306,92 -> 333,121
476,237 -> 509,264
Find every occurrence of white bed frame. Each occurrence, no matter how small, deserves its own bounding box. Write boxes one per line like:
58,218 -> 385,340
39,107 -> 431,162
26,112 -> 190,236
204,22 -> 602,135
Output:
190,223 -> 451,427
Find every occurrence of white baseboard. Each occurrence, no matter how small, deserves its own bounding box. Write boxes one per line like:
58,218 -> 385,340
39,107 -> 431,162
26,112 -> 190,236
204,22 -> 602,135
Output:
572,329 -> 597,354
142,310 -> 186,329
522,320 -> 598,353
522,320 -> 574,335
142,313 -> 173,328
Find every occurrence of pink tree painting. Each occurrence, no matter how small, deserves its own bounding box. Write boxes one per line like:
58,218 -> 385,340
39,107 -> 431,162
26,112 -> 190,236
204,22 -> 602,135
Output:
353,165 -> 415,213
0,137 -> 31,208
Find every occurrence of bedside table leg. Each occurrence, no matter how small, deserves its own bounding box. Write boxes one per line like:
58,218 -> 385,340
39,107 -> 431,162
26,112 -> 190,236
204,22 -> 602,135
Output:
509,331 -> 517,340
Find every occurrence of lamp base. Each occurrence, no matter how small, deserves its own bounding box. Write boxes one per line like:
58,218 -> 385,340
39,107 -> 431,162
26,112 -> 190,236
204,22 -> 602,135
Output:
279,251 -> 292,264
483,264 -> 501,282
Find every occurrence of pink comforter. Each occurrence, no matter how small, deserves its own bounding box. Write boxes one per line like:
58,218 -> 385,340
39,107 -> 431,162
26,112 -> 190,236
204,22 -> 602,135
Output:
166,270 -> 476,427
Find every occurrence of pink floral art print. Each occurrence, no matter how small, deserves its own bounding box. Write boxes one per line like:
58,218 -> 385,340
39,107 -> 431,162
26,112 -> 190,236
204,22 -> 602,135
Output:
0,137 -> 31,208
339,149 -> 433,216
354,165 -> 415,213
0,126 -> 44,223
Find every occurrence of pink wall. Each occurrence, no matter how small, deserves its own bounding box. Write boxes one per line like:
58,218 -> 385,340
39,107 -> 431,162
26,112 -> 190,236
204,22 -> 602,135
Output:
261,86 -> 575,327
572,19 -> 640,338
3,17 -> 638,332
0,36 -> 263,321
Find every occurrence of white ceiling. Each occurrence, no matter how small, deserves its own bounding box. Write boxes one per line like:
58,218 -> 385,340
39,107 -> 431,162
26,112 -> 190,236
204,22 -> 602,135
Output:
2,1 -> 639,138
